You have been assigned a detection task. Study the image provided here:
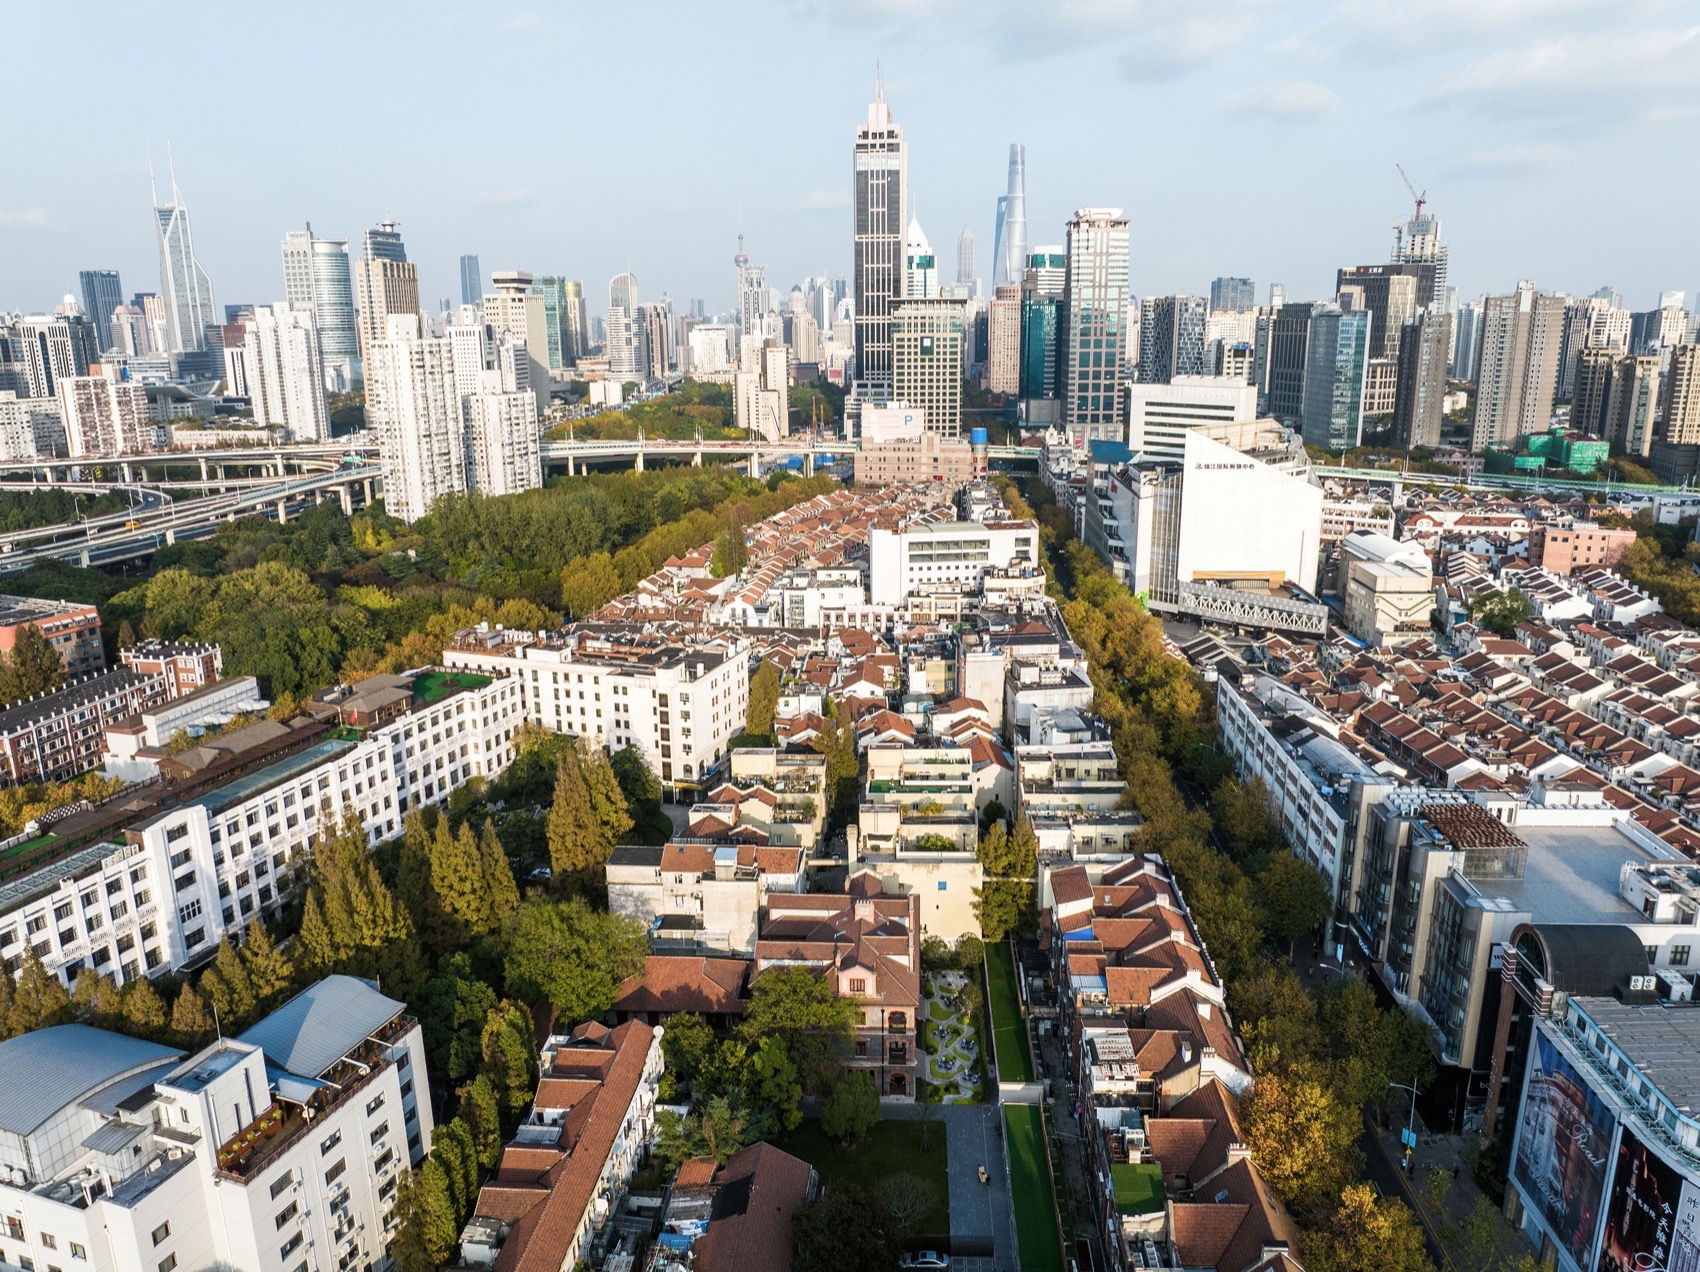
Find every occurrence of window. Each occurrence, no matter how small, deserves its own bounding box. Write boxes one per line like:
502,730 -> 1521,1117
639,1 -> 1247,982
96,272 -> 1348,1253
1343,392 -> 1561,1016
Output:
325,1158 -> 347,1185
849,977 -> 867,994
1675,946 -> 1693,967
270,1172 -> 292,1199
41,1235 -> 55,1250
370,1121 -> 389,1144
158,1259 -> 176,1272
365,1093 -> 385,1116
151,1223 -> 170,1247
279,1235 -> 302,1260
321,1129 -> 342,1154
274,1202 -> 298,1229
69,1245 -> 85,1261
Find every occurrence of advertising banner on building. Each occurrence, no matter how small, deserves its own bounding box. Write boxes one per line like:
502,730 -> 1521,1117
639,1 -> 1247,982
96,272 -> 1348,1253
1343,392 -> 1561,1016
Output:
1514,1033 -> 1617,1269
1597,1124 -> 1700,1272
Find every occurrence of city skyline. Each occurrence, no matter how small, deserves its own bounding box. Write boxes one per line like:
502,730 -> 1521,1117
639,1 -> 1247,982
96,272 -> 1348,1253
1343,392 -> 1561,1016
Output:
3,1 -> 1695,317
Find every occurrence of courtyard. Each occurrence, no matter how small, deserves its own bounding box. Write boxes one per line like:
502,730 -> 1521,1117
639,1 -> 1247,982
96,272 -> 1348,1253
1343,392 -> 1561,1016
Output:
920,970 -> 985,1102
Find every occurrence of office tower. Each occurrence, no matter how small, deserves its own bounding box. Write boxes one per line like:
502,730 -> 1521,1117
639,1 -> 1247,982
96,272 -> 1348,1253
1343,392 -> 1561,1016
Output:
469,389 -> 542,496
904,217 -> 938,299
1391,212 -> 1448,309
1662,345 -> 1700,445
957,228 -> 975,289
1573,349 -> 1661,455
58,376 -> 151,456
606,273 -> 645,378
1266,303 -> 1320,424
1452,299 -> 1484,380
1392,310 -> 1453,449
530,275 -> 572,371
985,286 -> 1022,394
785,310 -> 823,365
1137,295 -> 1208,385
1300,307 -> 1370,451
460,255 -> 483,307
281,226 -> 358,389
365,314 -> 471,522
1062,208 -> 1131,443
892,298 -> 966,437
482,271 -> 551,403
735,237 -> 769,339
1473,281 -> 1564,451
1019,247 -> 1067,413
1336,264 -> 1422,360
990,144 -> 1028,289
151,160 -> 215,354
110,305 -> 150,357
354,221 -> 421,363
1209,277 -> 1255,313
852,82 -> 907,394
78,270 -> 123,352
639,302 -> 674,379
240,303 -> 330,442
735,340 -> 790,440
559,280 -> 588,363
1125,377 -> 1257,465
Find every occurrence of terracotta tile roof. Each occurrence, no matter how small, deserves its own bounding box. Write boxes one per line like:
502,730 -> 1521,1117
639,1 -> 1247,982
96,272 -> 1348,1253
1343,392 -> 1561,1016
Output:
612,956 -> 750,1017
690,1142 -> 817,1272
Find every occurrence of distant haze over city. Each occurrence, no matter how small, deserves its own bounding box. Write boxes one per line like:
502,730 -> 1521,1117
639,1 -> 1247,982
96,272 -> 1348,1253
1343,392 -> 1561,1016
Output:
2,0 -> 1694,314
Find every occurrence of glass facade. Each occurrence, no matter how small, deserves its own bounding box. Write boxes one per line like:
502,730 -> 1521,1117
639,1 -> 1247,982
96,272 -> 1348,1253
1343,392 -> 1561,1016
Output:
1301,308 -> 1369,451
1063,210 -> 1130,441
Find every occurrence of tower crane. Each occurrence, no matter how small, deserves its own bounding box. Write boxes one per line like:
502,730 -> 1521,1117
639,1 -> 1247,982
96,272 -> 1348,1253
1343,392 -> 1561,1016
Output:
1396,164 -> 1428,222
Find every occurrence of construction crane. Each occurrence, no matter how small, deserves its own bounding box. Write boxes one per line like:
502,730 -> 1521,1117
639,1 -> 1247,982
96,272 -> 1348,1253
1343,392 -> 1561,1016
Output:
1396,163 -> 1428,222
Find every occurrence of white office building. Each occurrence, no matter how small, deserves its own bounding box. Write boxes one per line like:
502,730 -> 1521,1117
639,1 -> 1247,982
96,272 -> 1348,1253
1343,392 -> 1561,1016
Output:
280,227 -> 358,390
0,976 -> 431,1272
240,304 -> 330,442
1124,375 -> 1258,465
868,518 -> 1040,605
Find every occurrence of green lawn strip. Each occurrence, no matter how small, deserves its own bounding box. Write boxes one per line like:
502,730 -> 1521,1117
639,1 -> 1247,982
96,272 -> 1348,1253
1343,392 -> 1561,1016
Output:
984,943 -> 1034,1084
412,671 -> 491,703
778,1117 -> 950,1239
1004,1104 -> 1066,1272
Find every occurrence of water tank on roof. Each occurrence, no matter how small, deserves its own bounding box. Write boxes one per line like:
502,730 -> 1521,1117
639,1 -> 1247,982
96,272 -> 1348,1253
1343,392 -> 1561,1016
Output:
971,427 -> 988,446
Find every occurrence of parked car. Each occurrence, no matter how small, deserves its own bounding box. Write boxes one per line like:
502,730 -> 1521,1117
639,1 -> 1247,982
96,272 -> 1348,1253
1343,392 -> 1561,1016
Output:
899,1253 -> 950,1270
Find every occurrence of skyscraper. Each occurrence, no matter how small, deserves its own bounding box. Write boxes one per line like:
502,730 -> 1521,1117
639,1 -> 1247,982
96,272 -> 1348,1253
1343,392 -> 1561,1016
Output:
956,228 -> 975,290
1062,208 -> 1131,444
281,226 -> 358,389
1019,247 -> 1067,416
607,273 -> 645,378
736,238 -> 769,340
152,158 -> 215,354
354,221 -> 420,364
530,276 -> 572,372
892,298 -> 966,437
78,271 -> 123,352
985,286 -> 1022,395
1392,310 -> 1453,449
1473,281 -> 1564,451
1662,345 -> 1700,445
991,144 -> 1027,289
1392,212 -> 1449,309
240,303 -> 331,442
1452,299 -> 1484,380
459,256 -> 483,308
903,218 -> 938,300
1267,303 -> 1321,424
1335,264 -> 1423,360
1300,307 -> 1370,451
852,82 -> 907,394
366,314 -> 471,522
1573,349 -> 1661,455
1209,277 -> 1255,313
562,281 -> 587,364
1137,295 -> 1208,384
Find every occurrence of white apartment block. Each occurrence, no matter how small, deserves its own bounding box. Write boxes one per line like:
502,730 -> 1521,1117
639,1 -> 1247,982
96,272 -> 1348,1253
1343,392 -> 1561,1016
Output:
1123,375 -> 1257,466
0,392 -> 60,462
0,976 -> 431,1272
239,304 -> 329,442
57,378 -> 152,457
446,629 -> 749,795
468,390 -> 541,497
0,670 -> 522,987
365,314 -> 472,522
868,518 -> 1039,605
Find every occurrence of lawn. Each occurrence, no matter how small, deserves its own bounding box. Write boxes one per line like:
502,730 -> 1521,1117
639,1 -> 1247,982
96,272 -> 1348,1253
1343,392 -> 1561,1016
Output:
1004,1105 -> 1065,1272
411,671 -> 492,704
778,1117 -> 950,1239
985,942 -> 1034,1084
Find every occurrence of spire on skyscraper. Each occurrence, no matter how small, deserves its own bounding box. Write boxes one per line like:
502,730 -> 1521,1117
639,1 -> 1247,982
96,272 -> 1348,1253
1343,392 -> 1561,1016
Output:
992,144 -> 1027,289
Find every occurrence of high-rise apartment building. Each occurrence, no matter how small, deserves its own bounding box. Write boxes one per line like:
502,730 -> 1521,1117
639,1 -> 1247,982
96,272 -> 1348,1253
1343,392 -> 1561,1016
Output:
469,388 -> 542,496
77,270 -> 123,352
1573,349 -> 1662,455
991,144 -> 1027,290
903,217 -> 938,299
1209,277 -> 1255,313
735,340 -> 790,441
1137,294 -> 1207,384
1391,212 -> 1448,309
892,298 -> 965,437
1662,344 -> 1700,445
240,303 -> 330,442
1473,281 -> 1564,451
152,163 -> 215,354
1392,310 -> 1454,449
985,285 -> 1022,395
1452,299 -> 1483,380
957,227 -> 975,289
365,314 -> 471,522
354,221 -> 420,366
1336,264 -> 1423,360
639,302 -> 674,379
109,304 -> 151,358
483,271 -> 551,407
58,377 -> 152,456
606,272 -> 645,379
1063,208 -> 1130,444
12,317 -> 95,399
1300,307 -> 1369,451
281,225 -> 358,388
459,254 -> 482,307
852,85 -> 907,394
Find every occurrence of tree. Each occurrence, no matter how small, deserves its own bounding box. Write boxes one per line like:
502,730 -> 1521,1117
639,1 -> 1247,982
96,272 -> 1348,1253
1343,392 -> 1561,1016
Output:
391,1159 -> 460,1272
478,822 -> 520,927
431,1119 -> 480,1226
1240,1063 -> 1361,1216
479,1001 -> 539,1131
418,954 -> 501,1081
70,969 -> 121,1028
821,1071 -> 880,1146
1258,852 -> 1331,958
751,1035 -> 803,1133
201,937 -> 257,1028
0,625 -> 65,705
457,1074 -> 504,1168
503,897 -> 648,1024
809,699 -> 860,824
545,743 -> 632,881
973,880 -> 1035,942
239,919 -> 293,1009
168,984 -> 213,1049
712,512 -> 748,577
1303,1184 -> 1434,1272
560,551 -> 622,618
296,808 -> 424,997
661,1011 -> 717,1088
1469,586 -> 1534,638
120,976 -> 167,1039
793,1184 -> 905,1272
654,1107 -> 710,1171
745,660 -> 780,738
736,966 -> 857,1090
609,745 -> 661,833
876,1172 -> 939,1236
9,947 -> 71,1033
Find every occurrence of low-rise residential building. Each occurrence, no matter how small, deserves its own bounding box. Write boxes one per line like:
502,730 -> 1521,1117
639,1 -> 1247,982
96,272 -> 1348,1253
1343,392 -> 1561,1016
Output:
1527,521 -> 1638,575
0,976 -> 431,1272
0,595 -> 104,677
868,518 -> 1041,605
119,640 -> 221,695
646,1143 -> 817,1272
607,840 -> 804,957
1340,529 -> 1435,647
457,1020 -> 664,1272
0,665 -> 171,784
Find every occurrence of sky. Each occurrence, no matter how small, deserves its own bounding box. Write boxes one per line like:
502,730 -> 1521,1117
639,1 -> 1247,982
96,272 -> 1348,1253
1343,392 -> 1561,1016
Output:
2,0 -> 1697,319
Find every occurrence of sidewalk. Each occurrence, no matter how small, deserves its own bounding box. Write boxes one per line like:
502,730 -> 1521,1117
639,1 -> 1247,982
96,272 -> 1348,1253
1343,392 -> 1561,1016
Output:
1369,1115 -> 1535,1272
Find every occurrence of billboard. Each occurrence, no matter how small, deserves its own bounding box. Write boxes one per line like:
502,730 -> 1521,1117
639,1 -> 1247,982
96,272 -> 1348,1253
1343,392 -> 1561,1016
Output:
1598,1125 -> 1700,1272
1514,1032 -> 1617,1270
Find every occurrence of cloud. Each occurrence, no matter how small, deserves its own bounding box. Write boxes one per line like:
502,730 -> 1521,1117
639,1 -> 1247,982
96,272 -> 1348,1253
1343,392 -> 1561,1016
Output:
1225,80 -> 1342,119
1312,0 -> 1616,56
0,209 -> 52,230
1420,25 -> 1700,119
790,189 -> 850,212
1453,142 -> 1574,173
1121,14 -> 1257,82
474,189 -> 532,207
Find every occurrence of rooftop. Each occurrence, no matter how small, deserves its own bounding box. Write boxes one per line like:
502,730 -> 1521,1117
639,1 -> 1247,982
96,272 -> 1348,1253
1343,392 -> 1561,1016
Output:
238,974 -> 406,1079
1571,996 -> 1700,1116
1481,822 -> 1659,922
0,1025 -> 180,1136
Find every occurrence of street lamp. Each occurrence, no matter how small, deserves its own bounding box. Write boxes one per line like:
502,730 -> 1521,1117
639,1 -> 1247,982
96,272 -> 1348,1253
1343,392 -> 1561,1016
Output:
1389,1080 -> 1420,1173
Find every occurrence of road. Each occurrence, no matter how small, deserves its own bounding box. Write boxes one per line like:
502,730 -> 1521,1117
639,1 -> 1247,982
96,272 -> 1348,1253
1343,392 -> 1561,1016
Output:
882,1102 -> 1016,1268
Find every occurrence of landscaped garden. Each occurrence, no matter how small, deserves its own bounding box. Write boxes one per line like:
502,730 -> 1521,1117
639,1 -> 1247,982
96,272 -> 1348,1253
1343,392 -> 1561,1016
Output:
985,941 -> 1035,1084
1003,1103 -> 1066,1272
778,1116 -> 950,1241
919,971 -> 983,1101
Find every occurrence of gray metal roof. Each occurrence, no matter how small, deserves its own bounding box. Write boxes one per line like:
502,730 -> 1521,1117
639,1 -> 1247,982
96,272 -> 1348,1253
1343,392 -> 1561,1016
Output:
238,975 -> 404,1078
1572,996 -> 1700,1115
0,1026 -> 180,1136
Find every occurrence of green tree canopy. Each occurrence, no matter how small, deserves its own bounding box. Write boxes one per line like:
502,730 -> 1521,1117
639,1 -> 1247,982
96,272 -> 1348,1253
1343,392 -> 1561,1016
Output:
745,660 -> 780,738
1469,586 -> 1534,638
793,1184 -> 905,1272
820,1070 -> 880,1146
736,966 -> 857,1090
0,625 -> 65,705
502,896 -> 647,1023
